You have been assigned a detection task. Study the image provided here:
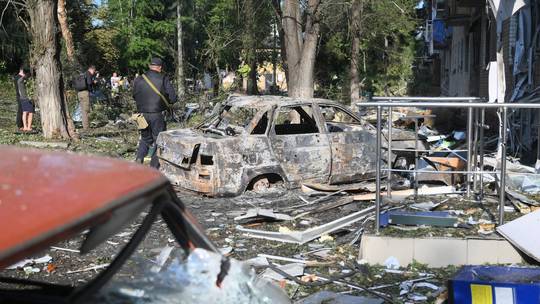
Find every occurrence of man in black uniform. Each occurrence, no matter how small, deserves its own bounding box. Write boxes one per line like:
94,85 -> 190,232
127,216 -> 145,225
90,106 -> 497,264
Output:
133,57 -> 177,168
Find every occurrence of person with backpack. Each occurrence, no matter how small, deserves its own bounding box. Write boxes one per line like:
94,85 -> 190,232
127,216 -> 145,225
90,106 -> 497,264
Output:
74,65 -> 96,131
132,57 -> 177,168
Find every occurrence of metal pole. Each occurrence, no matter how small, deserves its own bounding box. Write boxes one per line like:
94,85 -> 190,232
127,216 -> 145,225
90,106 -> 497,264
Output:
414,118 -> 419,199
472,108 -> 479,195
371,96 -> 485,101
467,105 -> 474,198
375,106 -> 382,234
499,107 -> 508,225
387,107 -> 392,198
479,108 -> 486,200
357,102 -> 540,109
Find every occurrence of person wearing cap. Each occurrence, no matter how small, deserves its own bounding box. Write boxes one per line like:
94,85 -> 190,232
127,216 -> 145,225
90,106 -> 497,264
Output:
132,57 -> 177,168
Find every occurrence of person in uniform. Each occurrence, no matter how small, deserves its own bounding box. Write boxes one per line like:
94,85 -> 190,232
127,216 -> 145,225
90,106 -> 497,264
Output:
132,57 -> 177,168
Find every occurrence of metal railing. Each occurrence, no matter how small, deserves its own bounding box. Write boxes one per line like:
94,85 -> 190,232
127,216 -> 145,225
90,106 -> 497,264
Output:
357,97 -> 540,233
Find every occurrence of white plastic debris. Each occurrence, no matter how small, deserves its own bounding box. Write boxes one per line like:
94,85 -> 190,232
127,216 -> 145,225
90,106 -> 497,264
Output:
384,256 -> 400,270
7,254 -> 52,270
23,266 -> 40,274
414,282 -> 440,290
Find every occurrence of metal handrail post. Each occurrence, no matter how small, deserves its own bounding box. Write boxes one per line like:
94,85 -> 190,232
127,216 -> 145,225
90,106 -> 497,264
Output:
387,106 -> 393,198
375,106 -> 382,234
479,108 -> 486,200
467,103 -> 474,198
499,107 -> 508,225
414,118 -> 419,199
472,108 -> 480,195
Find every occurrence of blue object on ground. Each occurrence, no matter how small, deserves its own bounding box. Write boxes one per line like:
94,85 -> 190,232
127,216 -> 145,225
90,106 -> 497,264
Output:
380,211 -> 458,228
450,266 -> 540,304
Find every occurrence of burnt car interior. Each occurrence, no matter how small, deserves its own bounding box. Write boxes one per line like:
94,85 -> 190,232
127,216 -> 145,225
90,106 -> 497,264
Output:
0,183 -> 225,304
319,105 -> 363,133
201,105 -> 259,137
274,105 -> 319,135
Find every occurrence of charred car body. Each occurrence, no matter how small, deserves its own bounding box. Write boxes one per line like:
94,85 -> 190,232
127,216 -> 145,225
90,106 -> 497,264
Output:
156,96 -> 385,197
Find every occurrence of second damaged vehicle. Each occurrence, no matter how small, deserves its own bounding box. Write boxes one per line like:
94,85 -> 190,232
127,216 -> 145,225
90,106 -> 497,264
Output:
156,96 -> 379,196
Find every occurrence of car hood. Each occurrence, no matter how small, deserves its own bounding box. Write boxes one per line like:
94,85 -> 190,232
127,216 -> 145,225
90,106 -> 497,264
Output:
157,128 -> 242,168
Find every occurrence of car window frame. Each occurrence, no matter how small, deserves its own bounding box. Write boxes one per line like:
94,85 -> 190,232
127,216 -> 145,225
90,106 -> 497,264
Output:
270,103 -> 322,136
316,103 -> 364,133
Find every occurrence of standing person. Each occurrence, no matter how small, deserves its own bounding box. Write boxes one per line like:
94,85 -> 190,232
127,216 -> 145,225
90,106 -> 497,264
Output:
110,72 -> 121,93
76,65 -> 96,131
13,67 -> 26,130
133,57 -> 177,168
17,68 -> 34,131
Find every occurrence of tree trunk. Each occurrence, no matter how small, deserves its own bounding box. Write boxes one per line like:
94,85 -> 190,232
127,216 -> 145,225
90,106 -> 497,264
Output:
176,0 -> 185,101
57,0 -> 75,63
350,0 -> 362,103
245,0 -> 259,95
281,0 -> 321,98
28,0 -> 72,139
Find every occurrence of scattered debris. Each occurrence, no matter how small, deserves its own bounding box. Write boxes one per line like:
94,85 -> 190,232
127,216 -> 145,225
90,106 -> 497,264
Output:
66,263 -> 110,274
384,256 -> 400,270
234,208 -> 293,222
237,205 -> 376,244
7,254 -> 52,270
260,263 -> 305,281
353,186 -> 456,201
295,291 -> 384,304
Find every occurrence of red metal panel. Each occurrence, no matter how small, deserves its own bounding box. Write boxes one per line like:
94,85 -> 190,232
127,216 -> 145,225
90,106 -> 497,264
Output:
0,146 -> 167,268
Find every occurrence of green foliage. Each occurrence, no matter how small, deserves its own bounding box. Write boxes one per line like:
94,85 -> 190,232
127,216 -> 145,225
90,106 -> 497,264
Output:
316,0 -> 420,100
101,0 -> 176,73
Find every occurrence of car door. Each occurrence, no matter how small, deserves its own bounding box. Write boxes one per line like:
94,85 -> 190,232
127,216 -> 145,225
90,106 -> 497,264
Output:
318,103 -> 378,184
269,104 -> 331,184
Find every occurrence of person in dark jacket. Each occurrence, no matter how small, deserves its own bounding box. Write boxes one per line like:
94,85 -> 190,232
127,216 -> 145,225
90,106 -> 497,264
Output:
77,65 -> 96,131
133,57 -> 177,168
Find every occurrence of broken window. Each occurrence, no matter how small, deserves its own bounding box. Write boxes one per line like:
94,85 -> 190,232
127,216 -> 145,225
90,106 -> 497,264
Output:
319,105 -> 361,133
274,105 -> 319,135
216,106 -> 257,130
251,111 -> 269,135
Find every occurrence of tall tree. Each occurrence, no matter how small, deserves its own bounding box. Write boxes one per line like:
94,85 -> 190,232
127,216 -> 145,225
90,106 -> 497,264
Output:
349,0 -> 363,103
273,0 -> 321,98
243,0 -> 258,94
57,0 -> 75,63
176,0 -> 185,100
27,0 -> 73,139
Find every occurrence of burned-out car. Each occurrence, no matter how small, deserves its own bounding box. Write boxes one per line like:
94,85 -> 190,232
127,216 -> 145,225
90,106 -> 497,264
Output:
156,96 -> 380,197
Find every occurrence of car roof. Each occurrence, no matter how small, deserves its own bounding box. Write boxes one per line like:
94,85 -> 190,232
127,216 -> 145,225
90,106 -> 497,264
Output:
225,95 -> 342,108
0,146 -> 168,268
